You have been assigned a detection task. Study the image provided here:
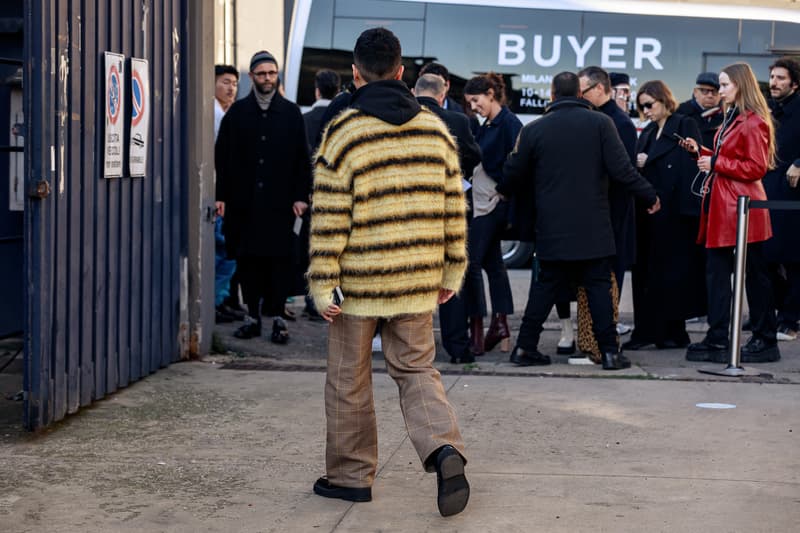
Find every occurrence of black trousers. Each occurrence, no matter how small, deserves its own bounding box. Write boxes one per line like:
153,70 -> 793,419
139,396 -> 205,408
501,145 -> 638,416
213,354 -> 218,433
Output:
237,256 -> 292,324
517,257 -> 618,354
768,261 -> 800,330
706,243 -> 776,344
439,293 -> 469,359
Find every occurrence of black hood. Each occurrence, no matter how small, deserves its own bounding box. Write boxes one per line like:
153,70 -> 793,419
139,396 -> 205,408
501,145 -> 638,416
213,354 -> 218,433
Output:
349,80 -> 421,125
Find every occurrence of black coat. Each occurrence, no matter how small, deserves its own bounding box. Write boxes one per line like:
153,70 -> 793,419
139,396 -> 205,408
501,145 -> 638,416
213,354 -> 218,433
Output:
302,104 -> 327,153
677,98 -> 723,150
636,113 -> 703,217
634,113 -> 706,321
599,99 -> 638,269
764,91 -> 800,262
499,98 -> 657,262
416,96 -> 481,177
215,91 -> 312,259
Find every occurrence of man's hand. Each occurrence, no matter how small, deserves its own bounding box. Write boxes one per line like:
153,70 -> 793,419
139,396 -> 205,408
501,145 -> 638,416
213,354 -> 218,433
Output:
438,289 -> 455,304
647,196 -> 661,214
293,201 -> 309,217
215,201 -> 225,217
321,303 -> 341,323
787,164 -> 800,188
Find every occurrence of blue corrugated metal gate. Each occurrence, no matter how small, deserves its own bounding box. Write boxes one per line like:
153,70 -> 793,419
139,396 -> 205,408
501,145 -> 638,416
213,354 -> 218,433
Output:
23,0 -> 189,430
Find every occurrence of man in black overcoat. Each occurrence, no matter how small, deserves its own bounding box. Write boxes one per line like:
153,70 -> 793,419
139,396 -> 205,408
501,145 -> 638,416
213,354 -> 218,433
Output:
498,72 -> 660,370
676,72 -> 723,150
763,57 -> 800,340
215,50 -> 312,342
414,73 -> 482,364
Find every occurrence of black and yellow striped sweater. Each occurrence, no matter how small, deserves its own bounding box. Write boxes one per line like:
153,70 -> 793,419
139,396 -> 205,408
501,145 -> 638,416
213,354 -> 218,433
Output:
308,102 -> 467,318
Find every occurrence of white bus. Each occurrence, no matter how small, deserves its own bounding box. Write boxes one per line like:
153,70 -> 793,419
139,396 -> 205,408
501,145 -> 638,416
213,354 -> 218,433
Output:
284,0 -> 800,265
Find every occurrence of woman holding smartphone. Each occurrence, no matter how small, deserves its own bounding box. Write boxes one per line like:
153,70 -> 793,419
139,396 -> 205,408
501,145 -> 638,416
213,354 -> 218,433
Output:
623,80 -> 705,351
679,63 -> 779,363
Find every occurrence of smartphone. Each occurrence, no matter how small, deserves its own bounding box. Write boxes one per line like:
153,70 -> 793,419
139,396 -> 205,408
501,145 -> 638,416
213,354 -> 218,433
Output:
672,132 -> 687,143
332,286 -> 344,306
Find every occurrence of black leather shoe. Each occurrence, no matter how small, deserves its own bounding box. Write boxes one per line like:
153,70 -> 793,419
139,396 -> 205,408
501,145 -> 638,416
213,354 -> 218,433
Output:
233,323 -> 261,339
686,338 -> 728,362
621,339 -> 652,351
271,320 -> 289,344
656,338 -> 690,350
509,346 -> 551,366
434,445 -> 469,517
601,351 -> 631,370
740,336 -> 780,363
313,477 -> 372,502
556,341 -> 576,355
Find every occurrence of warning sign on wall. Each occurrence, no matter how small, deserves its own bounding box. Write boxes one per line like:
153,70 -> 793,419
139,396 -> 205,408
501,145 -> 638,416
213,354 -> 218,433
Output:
129,58 -> 150,177
104,51 -> 125,178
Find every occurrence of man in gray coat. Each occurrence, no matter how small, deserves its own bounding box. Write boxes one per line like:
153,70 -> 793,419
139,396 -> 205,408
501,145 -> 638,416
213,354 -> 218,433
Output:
498,72 -> 660,370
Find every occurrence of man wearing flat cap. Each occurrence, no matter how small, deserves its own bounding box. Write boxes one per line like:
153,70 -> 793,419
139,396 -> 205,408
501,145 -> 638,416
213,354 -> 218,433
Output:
215,50 -> 312,342
677,72 -> 723,149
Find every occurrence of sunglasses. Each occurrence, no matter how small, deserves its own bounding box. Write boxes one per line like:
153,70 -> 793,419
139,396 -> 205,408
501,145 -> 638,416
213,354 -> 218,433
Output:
581,83 -> 597,97
639,101 -> 657,110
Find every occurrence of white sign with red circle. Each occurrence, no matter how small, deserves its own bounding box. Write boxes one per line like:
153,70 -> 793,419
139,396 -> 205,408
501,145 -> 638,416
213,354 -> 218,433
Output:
104,52 -> 125,178
129,58 -> 150,177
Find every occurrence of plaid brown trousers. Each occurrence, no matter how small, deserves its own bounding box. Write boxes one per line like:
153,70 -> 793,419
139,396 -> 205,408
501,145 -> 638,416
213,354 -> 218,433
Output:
324,312 -> 466,488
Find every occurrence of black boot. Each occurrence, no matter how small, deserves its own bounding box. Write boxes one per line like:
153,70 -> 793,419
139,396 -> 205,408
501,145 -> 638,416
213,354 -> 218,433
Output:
601,351 -> 631,370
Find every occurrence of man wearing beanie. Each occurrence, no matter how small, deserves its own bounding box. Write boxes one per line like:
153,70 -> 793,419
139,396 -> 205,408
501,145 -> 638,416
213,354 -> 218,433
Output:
677,72 -> 723,149
215,50 -> 311,343
308,27 -> 470,517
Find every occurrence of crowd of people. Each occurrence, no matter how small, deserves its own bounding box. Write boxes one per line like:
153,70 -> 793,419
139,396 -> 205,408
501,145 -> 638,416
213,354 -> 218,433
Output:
210,26 -> 800,517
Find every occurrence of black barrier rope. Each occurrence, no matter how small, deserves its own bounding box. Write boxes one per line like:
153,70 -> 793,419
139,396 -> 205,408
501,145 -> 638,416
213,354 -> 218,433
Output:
750,200 -> 800,210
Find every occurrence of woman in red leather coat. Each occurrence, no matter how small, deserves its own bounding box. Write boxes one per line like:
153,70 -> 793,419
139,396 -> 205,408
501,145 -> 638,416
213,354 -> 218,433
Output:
680,63 -> 779,363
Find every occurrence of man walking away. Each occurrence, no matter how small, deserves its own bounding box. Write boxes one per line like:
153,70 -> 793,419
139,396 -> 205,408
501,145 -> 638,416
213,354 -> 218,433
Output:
499,72 -> 660,370
308,28 -> 470,517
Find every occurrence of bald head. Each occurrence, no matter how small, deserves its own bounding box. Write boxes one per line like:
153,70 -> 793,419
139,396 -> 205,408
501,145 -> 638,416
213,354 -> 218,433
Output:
414,73 -> 446,105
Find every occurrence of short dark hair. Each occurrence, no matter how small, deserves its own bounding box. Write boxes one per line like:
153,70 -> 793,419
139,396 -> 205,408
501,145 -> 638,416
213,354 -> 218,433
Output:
315,70 -> 341,99
353,27 -> 402,82
215,64 -> 238,80
419,62 -> 450,82
551,72 -> 580,99
769,57 -> 800,87
577,66 -> 610,94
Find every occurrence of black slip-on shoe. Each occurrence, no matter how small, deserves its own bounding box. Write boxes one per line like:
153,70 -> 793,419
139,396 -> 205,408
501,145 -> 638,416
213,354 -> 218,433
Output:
621,339 -> 653,351
312,477 -> 372,502
271,320 -> 289,344
450,351 -> 475,364
740,337 -> 781,363
233,323 -> 261,339
556,340 -> 576,355
601,351 -> 631,370
686,339 -> 728,363
434,445 -> 470,517
509,346 -> 551,366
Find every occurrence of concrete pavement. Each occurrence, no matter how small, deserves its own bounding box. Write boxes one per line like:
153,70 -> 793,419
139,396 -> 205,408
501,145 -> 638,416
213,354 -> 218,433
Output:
1,269 -> 799,531
1,363 -> 798,532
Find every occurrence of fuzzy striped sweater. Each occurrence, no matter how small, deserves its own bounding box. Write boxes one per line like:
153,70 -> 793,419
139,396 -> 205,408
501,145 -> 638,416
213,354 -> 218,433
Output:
307,107 -> 468,318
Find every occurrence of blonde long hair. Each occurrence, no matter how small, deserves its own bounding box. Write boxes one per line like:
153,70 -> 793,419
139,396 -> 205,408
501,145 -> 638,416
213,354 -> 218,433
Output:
720,62 -> 776,169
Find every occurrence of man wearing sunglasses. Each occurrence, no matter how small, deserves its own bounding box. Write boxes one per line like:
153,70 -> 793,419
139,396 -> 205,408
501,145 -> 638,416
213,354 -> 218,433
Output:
677,72 -> 723,149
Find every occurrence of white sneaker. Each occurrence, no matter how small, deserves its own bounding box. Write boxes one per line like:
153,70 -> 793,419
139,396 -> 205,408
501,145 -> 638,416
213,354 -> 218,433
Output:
777,327 -> 797,341
567,356 -> 594,365
616,323 -> 632,335
372,334 -> 382,352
